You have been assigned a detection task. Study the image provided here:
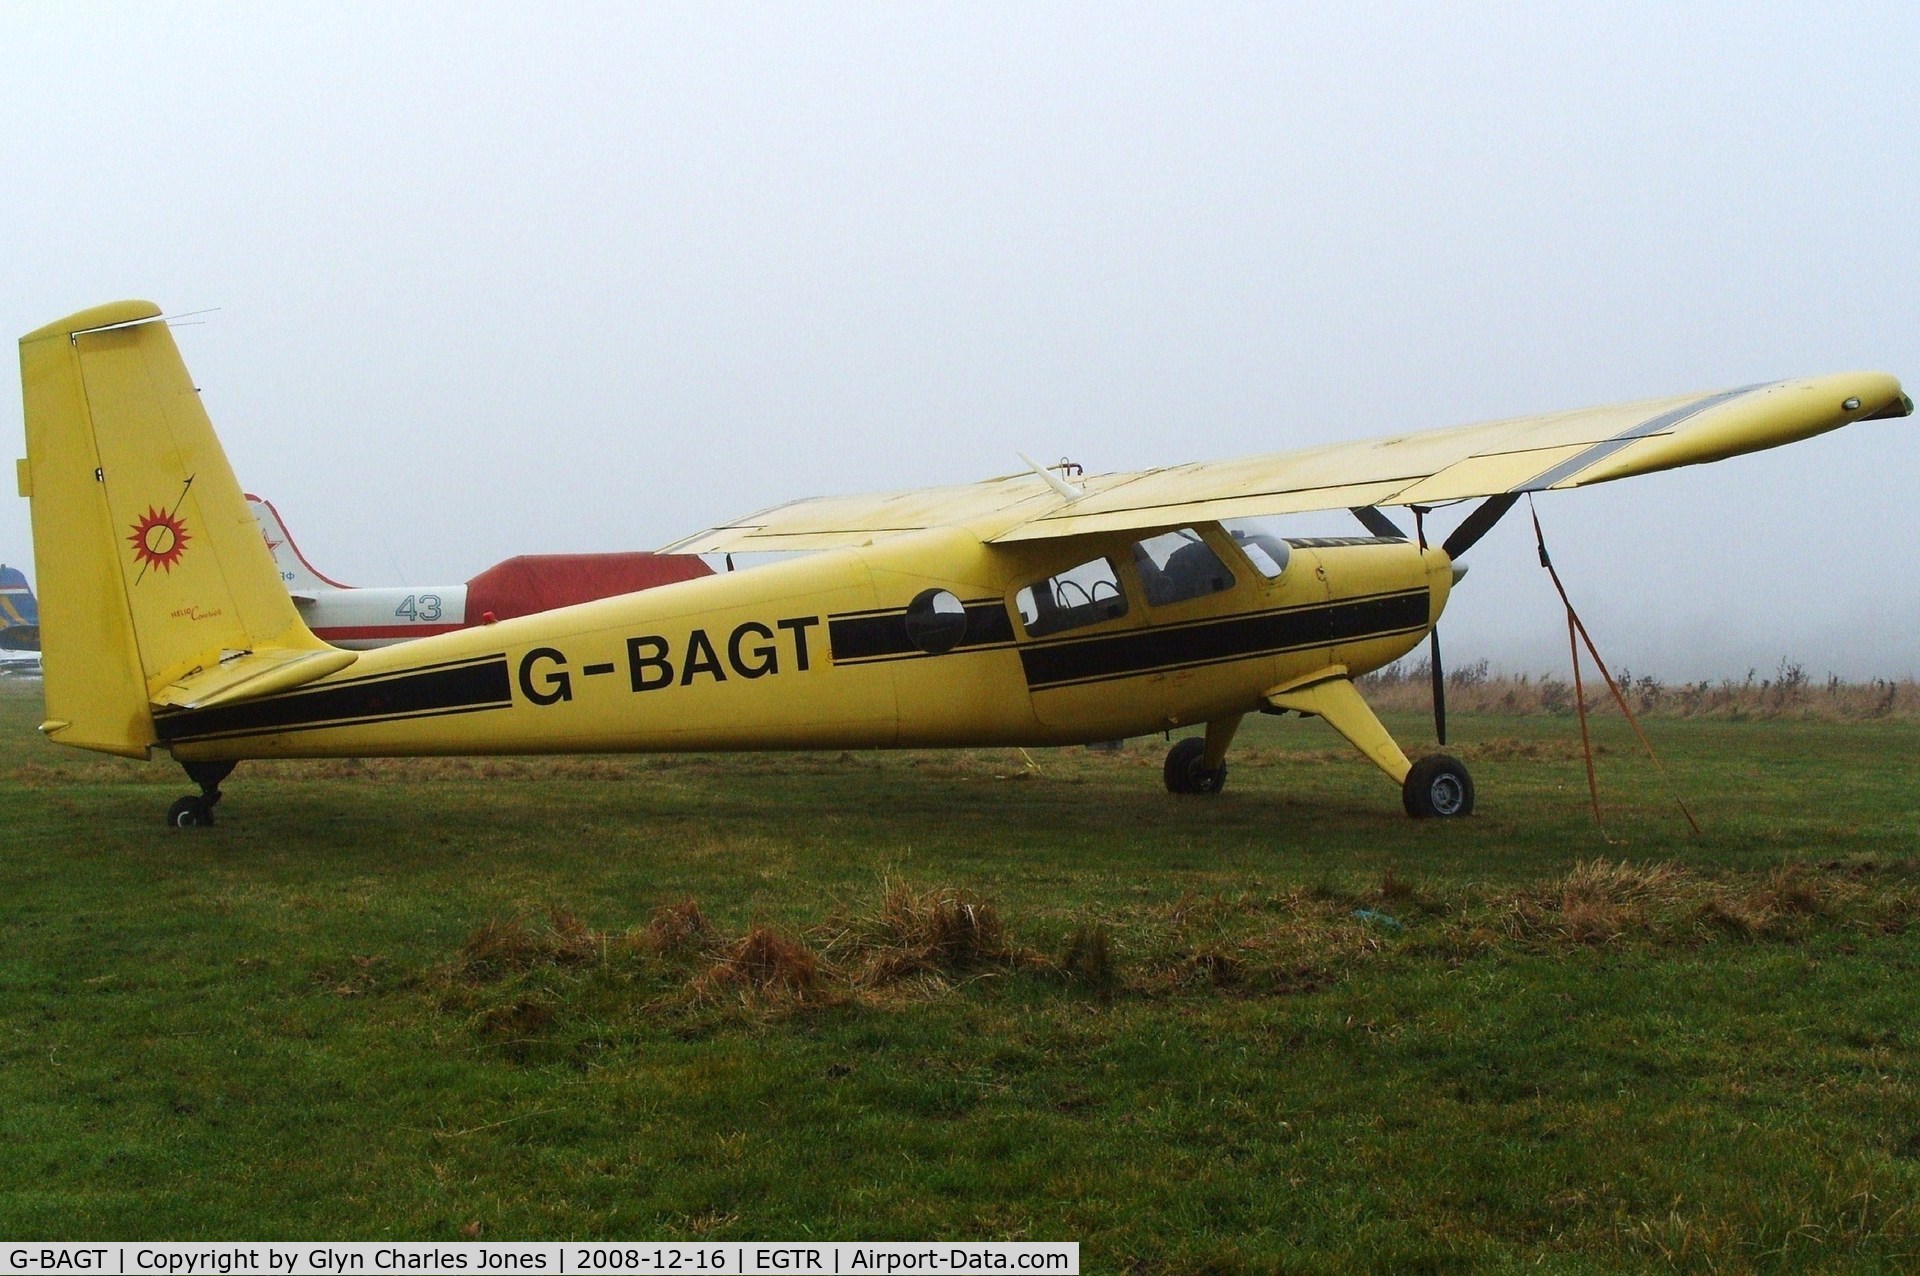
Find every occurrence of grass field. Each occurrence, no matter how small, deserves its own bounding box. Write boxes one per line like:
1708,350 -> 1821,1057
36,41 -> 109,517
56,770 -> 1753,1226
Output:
2,681 -> 1918,1271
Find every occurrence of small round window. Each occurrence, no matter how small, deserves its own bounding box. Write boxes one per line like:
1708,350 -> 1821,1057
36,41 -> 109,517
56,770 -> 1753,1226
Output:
904,589 -> 968,655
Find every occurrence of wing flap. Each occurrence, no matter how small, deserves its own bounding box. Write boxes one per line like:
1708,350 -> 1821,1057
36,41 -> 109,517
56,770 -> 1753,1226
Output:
986,481 -> 1411,543
1383,444 -> 1596,505
660,474 -> 1065,554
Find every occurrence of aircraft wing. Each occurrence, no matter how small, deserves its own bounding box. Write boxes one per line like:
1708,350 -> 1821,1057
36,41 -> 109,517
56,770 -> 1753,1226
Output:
662,372 -> 1909,553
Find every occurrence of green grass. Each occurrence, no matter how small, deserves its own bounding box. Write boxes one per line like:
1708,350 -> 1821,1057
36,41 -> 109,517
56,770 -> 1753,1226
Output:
2,682 -> 1919,1270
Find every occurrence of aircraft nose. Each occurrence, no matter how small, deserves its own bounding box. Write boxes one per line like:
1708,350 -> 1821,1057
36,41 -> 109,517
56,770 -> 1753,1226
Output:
1450,562 -> 1470,584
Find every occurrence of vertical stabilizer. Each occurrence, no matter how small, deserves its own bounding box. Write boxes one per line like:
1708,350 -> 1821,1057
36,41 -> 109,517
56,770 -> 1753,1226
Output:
0,565 -> 38,631
19,303 -> 340,756
248,493 -> 353,593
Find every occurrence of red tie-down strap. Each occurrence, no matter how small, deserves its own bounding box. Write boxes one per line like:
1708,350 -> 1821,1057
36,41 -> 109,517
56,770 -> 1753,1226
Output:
1528,496 -> 1702,839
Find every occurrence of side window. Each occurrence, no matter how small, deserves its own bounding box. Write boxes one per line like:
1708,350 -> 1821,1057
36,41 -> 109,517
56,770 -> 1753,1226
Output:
1220,516 -> 1292,579
1131,528 -> 1234,606
1015,557 -> 1128,638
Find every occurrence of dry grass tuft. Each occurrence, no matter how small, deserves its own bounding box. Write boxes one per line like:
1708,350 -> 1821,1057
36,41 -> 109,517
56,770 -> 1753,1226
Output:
1499,859 -> 1688,946
1690,897 -> 1767,940
1178,946 -> 1245,989
882,881 -> 1008,966
697,924 -> 819,997
1060,922 -> 1118,1002
1487,859 -> 1858,948
1559,858 -> 1690,903
458,908 -> 599,981
815,877 -> 1018,988
1378,866 -> 1413,903
645,897 -> 717,955
1759,862 -> 1826,916
476,995 -> 558,1043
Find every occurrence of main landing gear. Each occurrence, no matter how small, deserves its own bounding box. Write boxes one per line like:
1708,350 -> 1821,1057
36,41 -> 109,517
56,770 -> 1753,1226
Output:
167,760 -> 235,828
1164,715 -> 1240,795
1402,753 -> 1474,819
1164,737 -> 1226,794
1163,668 -> 1475,818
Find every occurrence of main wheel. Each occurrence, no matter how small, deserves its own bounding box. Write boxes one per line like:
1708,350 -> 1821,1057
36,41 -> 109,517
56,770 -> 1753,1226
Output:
1403,754 -> 1474,819
166,795 -> 215,828
1163,737 -> 1228,795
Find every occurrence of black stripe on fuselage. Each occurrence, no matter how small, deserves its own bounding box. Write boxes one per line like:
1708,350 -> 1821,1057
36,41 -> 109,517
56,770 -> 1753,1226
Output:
1020,589 -> 1430,691
828,600 -> 1017,664
154,655 -> 513,744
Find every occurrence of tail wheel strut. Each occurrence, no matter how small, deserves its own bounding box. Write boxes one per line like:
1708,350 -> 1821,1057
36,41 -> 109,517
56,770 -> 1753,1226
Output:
167,760 -> 236,829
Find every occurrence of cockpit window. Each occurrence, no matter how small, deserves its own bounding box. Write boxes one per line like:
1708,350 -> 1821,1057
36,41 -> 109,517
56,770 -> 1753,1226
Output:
1221,516 -> 1292,579
1131,528 -> 1234,606
1015,556 -> 1128,638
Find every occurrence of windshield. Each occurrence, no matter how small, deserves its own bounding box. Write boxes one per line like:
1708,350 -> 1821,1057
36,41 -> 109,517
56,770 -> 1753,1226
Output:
1220,516 -> 1292,579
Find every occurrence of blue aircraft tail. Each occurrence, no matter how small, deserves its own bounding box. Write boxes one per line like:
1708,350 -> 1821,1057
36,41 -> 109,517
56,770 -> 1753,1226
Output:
0,565 -> 41,651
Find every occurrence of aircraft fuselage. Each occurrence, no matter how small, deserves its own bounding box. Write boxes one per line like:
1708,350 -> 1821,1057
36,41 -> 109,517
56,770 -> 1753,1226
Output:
156,524 -> 1451,763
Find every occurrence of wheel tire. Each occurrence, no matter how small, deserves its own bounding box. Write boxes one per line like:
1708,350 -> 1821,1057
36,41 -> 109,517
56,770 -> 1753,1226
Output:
1403,754 -> 1474,819
1163,737 -> 1228,796
166,796 -> 214,828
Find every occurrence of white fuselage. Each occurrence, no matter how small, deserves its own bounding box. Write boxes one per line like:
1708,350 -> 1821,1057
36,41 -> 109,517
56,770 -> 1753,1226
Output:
290,584 -> 470,649
250,493 -> 470,647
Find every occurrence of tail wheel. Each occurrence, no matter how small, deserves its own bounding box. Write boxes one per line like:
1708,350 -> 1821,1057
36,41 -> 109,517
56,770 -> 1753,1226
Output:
166,796 -> 215,828
1403,754 -> 1474,819
1164,737 -> 1228,795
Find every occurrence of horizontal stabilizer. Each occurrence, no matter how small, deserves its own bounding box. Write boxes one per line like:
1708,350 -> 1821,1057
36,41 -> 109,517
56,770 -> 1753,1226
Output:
151,647 -> 357,712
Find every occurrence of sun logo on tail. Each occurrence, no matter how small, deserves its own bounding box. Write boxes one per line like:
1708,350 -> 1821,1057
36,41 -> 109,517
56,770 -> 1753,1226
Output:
129,507 -> 191,576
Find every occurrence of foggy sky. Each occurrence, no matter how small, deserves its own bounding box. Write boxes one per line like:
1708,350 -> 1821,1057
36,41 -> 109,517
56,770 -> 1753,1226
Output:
3,3 -> 1915,680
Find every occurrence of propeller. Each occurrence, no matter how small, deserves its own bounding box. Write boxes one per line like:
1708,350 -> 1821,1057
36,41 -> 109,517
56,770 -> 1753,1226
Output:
1407,508 -> 1449,747
1429,494 -> 1519,747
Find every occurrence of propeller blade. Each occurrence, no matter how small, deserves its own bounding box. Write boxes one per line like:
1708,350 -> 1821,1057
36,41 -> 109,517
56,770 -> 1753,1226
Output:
1349,506 -> 1409,539
1441,493 -> 1520,560
1429,627 -> 1448,747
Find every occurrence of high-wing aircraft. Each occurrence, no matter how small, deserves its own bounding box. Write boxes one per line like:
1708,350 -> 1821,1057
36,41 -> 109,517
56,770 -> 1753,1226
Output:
247,493 -> 712,648
17,301 -> 1911,827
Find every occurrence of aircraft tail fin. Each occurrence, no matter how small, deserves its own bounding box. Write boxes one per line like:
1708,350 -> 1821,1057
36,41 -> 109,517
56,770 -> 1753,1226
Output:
19,302 -> 350,757
0,565 -> 40,651
247,493 -> 353,596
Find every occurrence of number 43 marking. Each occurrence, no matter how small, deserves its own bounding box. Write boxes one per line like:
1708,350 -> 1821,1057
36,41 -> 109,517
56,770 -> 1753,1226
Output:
394,593 -> 443,622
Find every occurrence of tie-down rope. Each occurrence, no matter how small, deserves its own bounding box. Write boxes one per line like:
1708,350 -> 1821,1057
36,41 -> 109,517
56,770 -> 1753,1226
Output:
1528,496 -> 1701,839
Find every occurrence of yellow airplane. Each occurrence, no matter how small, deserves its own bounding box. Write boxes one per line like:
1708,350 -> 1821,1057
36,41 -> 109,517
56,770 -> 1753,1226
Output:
17,301 -> 1912,827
